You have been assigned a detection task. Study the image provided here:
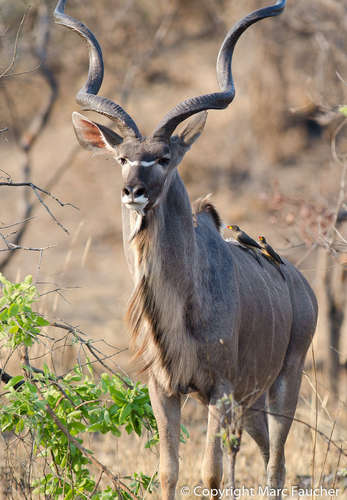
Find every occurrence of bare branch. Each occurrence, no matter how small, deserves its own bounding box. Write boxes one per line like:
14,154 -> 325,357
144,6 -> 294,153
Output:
0,5 -> 60,271
0,65 -> 41,79
51,322 -> 133,388
0,10 -> 28,79
0,231 -> 54,253
0,181 -> 77,235
0,217 -> 36,230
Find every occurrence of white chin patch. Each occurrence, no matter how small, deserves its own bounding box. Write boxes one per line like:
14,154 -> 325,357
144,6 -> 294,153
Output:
122,194 -> 149,216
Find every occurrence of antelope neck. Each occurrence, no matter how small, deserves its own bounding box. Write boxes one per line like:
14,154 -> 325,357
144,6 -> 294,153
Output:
140,170 -> 196,284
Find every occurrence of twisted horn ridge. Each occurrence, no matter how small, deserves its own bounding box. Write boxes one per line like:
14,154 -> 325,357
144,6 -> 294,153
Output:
54,0 -> 141,139
153,0 -> 286,140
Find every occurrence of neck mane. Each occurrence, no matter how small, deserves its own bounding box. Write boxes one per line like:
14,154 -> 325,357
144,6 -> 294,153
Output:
124,170 -> 200,394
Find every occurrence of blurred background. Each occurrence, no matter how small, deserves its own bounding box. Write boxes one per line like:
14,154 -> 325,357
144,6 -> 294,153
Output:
0,0 -> 346,497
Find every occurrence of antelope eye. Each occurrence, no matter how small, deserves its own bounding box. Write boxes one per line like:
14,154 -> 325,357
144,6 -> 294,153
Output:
159,156 -> 170,167
118,157 -> 127,166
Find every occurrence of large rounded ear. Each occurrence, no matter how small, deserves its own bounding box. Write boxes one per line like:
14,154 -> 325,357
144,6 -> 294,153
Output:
72,111 -> 123,154
177,111 -> 207,148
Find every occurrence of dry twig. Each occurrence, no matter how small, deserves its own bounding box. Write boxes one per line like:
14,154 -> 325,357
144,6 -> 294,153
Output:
0,5 -> 59,271
0,11 -> 27,80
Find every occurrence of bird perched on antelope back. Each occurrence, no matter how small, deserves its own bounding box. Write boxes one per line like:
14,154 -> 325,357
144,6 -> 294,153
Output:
227,225 -> 262,265
258,235 -> 285,279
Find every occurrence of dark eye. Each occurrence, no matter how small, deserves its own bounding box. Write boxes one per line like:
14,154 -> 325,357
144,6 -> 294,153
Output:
159,156 -> 170,167
118,157 -> 127,166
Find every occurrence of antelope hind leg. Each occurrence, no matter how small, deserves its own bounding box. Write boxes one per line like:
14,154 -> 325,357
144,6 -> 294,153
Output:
148,377 -> 181,500
243,393 -> 270,475
266,361 -> 306,500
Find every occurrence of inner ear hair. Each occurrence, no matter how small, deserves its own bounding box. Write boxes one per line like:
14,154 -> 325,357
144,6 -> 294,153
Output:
179,111 -> 208,147
72,112 -> 123,153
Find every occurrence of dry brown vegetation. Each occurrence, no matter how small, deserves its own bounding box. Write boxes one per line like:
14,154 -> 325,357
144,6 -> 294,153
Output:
0,0 -> 346,498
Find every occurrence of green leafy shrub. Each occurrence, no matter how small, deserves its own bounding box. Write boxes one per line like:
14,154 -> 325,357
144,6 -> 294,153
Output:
0,274 -> 175,498
0,274 -> 49,348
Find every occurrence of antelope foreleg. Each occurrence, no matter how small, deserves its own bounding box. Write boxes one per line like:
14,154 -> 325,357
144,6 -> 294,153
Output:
201,399 -> 224,492
148,377 -> 181,500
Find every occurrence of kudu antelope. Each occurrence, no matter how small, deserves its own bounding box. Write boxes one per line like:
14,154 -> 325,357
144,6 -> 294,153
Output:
55,1 -> 318,498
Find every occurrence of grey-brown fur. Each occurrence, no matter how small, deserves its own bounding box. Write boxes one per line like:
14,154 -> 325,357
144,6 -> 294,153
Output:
55,1 -> 317,499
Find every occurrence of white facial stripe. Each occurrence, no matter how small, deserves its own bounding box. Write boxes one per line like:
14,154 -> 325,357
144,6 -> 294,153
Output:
126,159 -> 157,168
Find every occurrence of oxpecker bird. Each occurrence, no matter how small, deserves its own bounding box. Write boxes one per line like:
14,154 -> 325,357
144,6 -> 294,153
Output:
227,225 -> 263,265
258,235 -> 285,279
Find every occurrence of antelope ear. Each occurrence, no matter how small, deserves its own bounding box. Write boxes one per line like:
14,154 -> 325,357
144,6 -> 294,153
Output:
72,111 -> 123,154
178,111 -> 207,147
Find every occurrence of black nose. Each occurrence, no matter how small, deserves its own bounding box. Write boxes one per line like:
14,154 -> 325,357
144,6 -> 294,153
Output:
122,185 -> 147,198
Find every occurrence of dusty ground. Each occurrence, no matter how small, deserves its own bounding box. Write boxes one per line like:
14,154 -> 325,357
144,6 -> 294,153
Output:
0,0 -> 346,498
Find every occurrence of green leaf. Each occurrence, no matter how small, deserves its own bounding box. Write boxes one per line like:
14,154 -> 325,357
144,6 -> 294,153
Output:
131,415 -> 142,436
0,309 -> 8,321
1,419 -> 13,432
70,421 -> 86,434
109,388 -> 127,405
125,422 -> 133,434
103,409 -> 111,426
8,303 -> 19,317
119,403 -> 132,424
339,105 -> 347,116
145,436 -> 159,448
111,426 -> 121,437
5,375 -> 24,388
67,410 -> 82,421
15,418 -> 25,434
180,424 -> 189,443
35,315 -> 50,326
87,422 -> 104,433
27,383 -> 38,393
